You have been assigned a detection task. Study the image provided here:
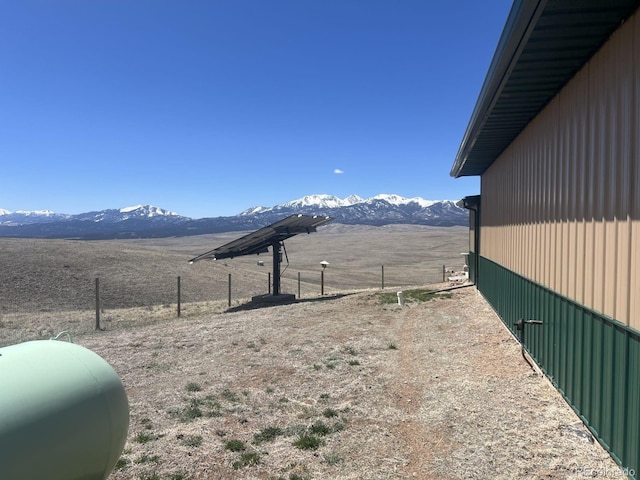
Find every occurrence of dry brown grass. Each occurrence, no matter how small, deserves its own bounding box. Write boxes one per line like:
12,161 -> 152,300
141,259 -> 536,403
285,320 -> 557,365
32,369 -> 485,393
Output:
72,287 -> 620,480
0,225 -> 468,346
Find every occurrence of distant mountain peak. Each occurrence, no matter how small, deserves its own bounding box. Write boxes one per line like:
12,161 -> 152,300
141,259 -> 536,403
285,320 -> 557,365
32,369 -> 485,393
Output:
119,205 -> 180,217
0,193 -> 468,239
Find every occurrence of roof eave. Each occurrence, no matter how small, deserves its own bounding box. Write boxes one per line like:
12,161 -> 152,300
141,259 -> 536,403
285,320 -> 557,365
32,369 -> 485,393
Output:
451,0 -> 546,178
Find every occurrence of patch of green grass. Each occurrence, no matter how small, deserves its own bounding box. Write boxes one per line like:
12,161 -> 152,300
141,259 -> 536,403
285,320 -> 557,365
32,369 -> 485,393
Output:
388,343 -> 398,350
135,432 -> 156,444
140,417 -> 153,430
185,382 -> 202,392
135,453 -> 160,464
323,452 -> 344,466
293,434 -> 323,450
181,434 -> 203,447
344,346 -> 357,356
332,421 -> 346,432
322,408 -> 338,418
180,399 -> 203,422
169,474 -> 186,480
114,457 -> 129,470
232,452 -> 260,469
313,364 -> 322,370
310,420 -> 331,436
139,472 -> 161,480
254,426 -> 284,444
221,389 -> 240,403
378,288 -> 438,304
225,439 -> 246,452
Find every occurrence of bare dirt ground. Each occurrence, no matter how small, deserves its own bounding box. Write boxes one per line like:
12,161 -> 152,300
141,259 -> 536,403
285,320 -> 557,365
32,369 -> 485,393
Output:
74,286 -> 621,480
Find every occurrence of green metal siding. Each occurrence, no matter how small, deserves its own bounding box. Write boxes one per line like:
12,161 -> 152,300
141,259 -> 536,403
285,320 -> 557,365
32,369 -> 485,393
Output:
478,255 -> 640,478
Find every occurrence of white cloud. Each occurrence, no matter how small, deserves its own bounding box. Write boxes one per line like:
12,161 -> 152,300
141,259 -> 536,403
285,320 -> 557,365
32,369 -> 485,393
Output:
334,168 -> 344,174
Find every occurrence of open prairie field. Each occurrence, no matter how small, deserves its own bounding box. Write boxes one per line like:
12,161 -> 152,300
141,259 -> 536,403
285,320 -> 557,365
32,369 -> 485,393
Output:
0,225 -> 469,345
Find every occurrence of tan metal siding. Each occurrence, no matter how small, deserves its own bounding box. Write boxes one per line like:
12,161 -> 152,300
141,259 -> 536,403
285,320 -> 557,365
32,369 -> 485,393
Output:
481,10 -> 639,328
632,11 -> 640,331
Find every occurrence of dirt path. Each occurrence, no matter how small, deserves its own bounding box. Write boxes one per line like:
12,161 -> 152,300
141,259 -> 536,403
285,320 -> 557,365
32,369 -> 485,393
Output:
67,285 -> 622,479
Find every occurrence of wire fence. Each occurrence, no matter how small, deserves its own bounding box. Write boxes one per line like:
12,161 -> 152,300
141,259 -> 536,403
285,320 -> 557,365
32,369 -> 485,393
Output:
0,263 -> 465,347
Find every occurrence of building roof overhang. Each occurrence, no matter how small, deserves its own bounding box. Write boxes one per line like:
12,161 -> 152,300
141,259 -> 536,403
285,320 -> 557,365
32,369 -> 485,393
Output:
451,0 -> 640,178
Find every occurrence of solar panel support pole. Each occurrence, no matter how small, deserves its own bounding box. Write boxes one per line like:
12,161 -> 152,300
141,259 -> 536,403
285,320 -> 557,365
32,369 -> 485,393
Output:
272,241 -> 281,296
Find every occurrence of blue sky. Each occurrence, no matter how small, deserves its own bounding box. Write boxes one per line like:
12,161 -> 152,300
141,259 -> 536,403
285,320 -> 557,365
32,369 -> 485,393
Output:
1,1 -> 512,218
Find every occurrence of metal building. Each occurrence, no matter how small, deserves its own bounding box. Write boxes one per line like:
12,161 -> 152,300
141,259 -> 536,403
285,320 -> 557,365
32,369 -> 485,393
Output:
452,1 -> 640,475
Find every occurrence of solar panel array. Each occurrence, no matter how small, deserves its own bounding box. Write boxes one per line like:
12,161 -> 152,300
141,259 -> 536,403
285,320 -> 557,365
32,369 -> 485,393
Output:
189,214 -> 332,263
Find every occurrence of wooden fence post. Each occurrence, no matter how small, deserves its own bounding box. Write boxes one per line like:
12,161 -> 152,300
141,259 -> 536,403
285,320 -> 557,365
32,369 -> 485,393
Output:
95,277 -> 101,330
442,265 -> 446,282
381,265 -> 385,290
298,272 -> 301,299
177,276 -> 181,318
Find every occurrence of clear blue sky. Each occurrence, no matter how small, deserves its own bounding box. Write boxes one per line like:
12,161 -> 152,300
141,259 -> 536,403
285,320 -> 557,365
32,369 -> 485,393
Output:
1,1 -> 512,218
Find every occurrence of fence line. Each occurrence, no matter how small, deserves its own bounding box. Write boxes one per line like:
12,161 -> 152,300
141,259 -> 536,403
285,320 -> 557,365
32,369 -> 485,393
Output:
1,263 -> 465,345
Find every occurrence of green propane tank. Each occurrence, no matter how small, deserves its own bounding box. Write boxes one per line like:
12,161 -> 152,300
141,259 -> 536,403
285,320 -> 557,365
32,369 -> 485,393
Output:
0,340 -> 129,480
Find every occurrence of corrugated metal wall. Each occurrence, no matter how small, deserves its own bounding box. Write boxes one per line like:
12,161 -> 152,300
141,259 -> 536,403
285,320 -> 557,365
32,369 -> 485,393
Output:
479,256 -> 640,477
481,9 -> 640,330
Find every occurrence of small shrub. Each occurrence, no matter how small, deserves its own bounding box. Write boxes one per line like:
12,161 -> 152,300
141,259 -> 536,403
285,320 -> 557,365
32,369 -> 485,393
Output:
232,452 -> 260,469
182,434 -> 203,447
221,389 -> 239,403
388,343 -> 398,350
332,421 -> 346,433
140,417 -> 153,430
344,346 -> 357,356
253,426 -> 284,444
185,382 -> 202,392
348,359 -> 360,366
225,439 -> 246,452
293,434 -> 323,450
135,453 -> 160,464
324,452 -> 344,465
114,457 -> 129,470
310,420 -> 331,436
139,473 -> 161,480
322,408 -> 338,418
181,403 -> 203,422
135,432 -> 155,444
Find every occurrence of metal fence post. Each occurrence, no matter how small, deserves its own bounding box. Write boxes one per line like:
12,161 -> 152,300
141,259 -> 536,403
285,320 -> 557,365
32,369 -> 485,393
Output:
228,273 -> 232,307
95,277 -> 100,330
442,265 -> 446,282
381,265 -> 385,289
321,270 -> 324,296
268,272 -> 271,294
298,272 -> 301,299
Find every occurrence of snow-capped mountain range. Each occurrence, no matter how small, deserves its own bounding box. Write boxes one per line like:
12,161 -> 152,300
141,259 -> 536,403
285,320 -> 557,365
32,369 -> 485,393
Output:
0,194 -> 467,239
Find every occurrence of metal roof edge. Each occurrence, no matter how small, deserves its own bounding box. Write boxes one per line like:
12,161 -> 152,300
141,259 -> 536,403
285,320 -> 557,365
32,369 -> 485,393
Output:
450,0 -> 546,178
